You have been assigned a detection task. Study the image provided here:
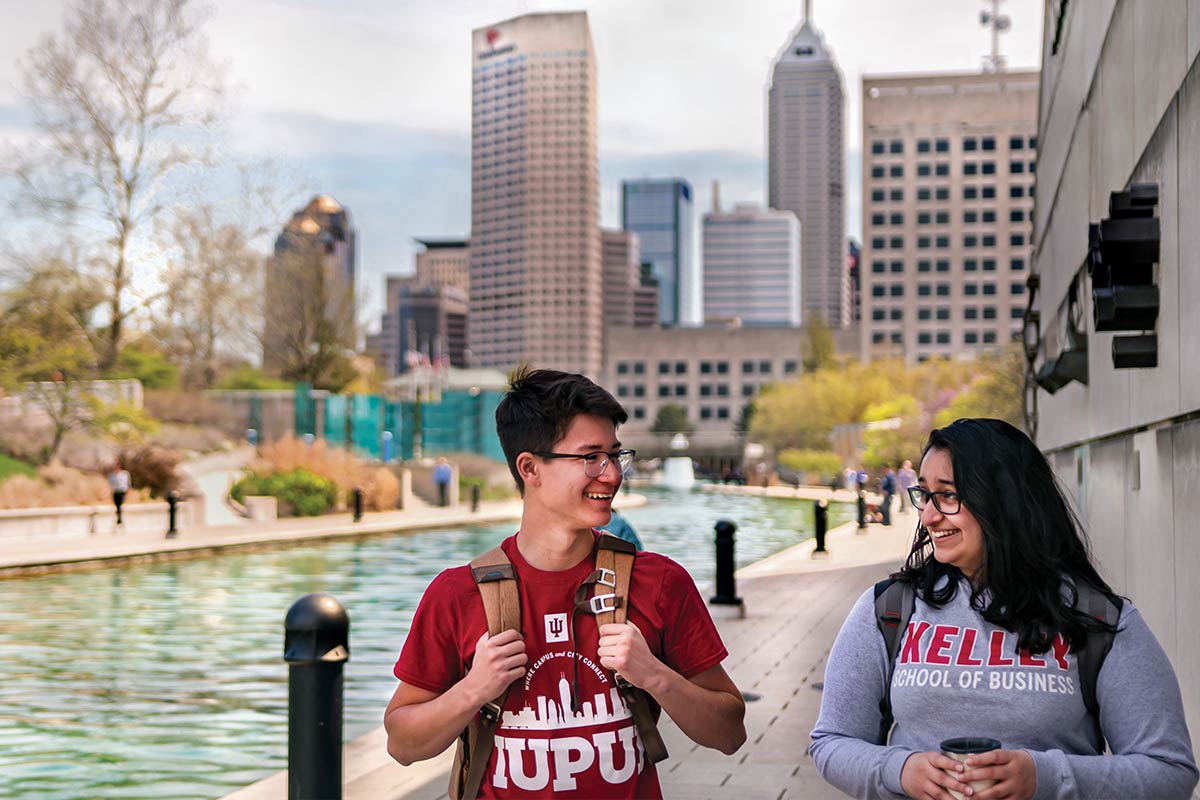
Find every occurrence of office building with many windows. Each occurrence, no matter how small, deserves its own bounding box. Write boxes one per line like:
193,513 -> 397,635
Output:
469,12 -> 602,376
859,69 -> 1038,362
702,203 -> 802,326
620,178 -> 697,325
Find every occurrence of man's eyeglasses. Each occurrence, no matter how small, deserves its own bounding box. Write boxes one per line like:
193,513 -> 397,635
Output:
907,486 -> 961,515
535,449 -> 636,478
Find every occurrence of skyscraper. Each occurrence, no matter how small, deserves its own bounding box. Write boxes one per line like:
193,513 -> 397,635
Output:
702,203 -> 801,326
859,69 -> 1038,362
469,12 -> 601,376
768,2 -> 847,327
621,178 -> 697,325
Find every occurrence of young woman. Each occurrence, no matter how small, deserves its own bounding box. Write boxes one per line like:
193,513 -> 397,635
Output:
809,418 -> 1197,800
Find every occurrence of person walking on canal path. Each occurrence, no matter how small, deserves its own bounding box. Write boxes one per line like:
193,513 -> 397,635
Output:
434,456 -> 453,507
384,367 -> 746,799
809,419 -> 1197,800
897,459 -> 918,511
107,461 -> 131,529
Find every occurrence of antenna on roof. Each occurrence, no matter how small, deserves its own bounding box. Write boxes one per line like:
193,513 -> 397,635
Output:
804,0 -> 812,24
980,0 -> 1011,72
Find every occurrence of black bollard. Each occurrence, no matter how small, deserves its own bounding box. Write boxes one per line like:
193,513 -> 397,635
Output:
710,520 -> 744,609
471,482 -> 481,513
285,593 -> 350,800
813,499 -> 828,554
352,487 -> 363,523
166,490 -> 179,539
857,491 -> 868,532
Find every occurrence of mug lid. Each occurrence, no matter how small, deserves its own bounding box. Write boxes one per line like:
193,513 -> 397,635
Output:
940,737 -> 1002,754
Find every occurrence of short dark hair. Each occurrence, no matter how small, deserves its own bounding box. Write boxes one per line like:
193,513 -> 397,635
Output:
899,418 -> 1118,655
495,366 -> 628,495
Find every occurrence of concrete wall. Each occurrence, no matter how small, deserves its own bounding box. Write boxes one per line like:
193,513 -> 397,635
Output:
1035,0 -> 1200,771
0,500 -> 202,542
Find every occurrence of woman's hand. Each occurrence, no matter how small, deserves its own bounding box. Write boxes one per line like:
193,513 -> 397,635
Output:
900,751 -> 971,800
962,748 -> 1036,800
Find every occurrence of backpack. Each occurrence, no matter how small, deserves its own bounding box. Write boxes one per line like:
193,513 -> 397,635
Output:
449,533 -> 669,800
873,577 -> 1123,751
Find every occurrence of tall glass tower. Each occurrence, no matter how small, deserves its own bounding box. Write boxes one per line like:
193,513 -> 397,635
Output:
621,178 -> 697,326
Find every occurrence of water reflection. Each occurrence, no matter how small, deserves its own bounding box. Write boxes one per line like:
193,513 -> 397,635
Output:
0,488 -> 850,799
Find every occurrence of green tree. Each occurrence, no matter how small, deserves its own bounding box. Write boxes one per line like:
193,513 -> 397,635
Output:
861,394 -> 926,469
934,345 -> 1025,430
650,403 -> 694,435
108,342 -> 180,390
9,0 -> 224,371
803,314 -> 836,372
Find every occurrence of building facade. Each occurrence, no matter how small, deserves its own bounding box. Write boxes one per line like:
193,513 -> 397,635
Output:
603,324 -> 806,460
767,9 -> 848,328
469,12 -> 602,376
263,194 -> 357,376
413,238 -> 470,293
702,203 -> 802,326
1033,0 -> 1199,742
859,69 -> 1038,362
620,178 -> 697,326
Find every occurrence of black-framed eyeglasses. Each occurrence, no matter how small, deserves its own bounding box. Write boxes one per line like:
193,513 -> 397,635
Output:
534,449 -> 636,478
907,486 -> 962,515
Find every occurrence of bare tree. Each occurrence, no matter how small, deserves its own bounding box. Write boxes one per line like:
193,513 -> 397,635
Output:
10,0 -> 223,371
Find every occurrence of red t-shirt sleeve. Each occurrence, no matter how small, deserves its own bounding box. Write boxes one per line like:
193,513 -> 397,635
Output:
651,555 -> 729,679
393,567 -> 477,693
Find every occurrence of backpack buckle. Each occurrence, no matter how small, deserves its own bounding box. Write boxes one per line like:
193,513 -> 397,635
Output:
480,700 -> 502,726
596,568 -> 616,588
590,593 -> 620,614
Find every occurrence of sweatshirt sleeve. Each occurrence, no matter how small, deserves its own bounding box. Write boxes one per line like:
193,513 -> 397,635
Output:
808,587 -> 915,799
1027,604 -> 1199,800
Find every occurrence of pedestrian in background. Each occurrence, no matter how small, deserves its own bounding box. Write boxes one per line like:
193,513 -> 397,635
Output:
897,458 -> 917,511
879,467 -> 896,526
108,461 -> 131,529
433,456 -> 452,507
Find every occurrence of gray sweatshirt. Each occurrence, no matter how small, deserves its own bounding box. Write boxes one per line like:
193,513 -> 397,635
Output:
809,580 -> 1198,799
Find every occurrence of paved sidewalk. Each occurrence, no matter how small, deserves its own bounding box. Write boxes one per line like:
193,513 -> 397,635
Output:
224,508 -> 918,800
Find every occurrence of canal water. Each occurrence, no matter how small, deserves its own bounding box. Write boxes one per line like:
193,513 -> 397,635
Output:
0,488 -> 851,800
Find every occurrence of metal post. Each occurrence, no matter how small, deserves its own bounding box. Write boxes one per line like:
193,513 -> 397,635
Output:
710,520 -> 744,609
284,593 -> 349,800
471,483 -> 481,513
813,499 -> 828,556
857,491 -> 869,533
166,490 -> 179,539
352,487 -> 363,523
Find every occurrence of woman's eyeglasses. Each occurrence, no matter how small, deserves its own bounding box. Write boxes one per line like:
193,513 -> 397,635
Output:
534,449 -> 636,478
907,486 -> 961,515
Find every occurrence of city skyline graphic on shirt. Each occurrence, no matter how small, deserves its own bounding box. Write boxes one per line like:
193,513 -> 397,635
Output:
501,672 -> 633,731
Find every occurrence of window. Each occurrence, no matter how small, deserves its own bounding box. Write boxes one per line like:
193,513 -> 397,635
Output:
982,283 -> 997,296
716,384 -> 729,397
674,384 -> 687,396
918,236 -> 931,249
634,385 -> 645,397
1010,160 -> 1025,174
935,163 -> 949,176
617,362 -> 629,375
936,332 -> 950,344
1029,136 -> 1038,148
658,385 -> 670,397
871,237 -> 886,249
936,236 -> 950,248
982,210 -> 996,223
890,261 -> 904,273
742,384 -> 756,397
759,361 -> 772,374
982,306 -> 997,320
936,212 -> 950,224
1029,160 -> 1037,173
935,138 -> 949,153
1010,233 -> 1026,246
890,308 -> 903,321
1010,185 -> 1024,198
871,261 -> 886,274
917,163 -> 931,177
872,332 -> 885,344
964,210 -> 978,223
633,362 -> 645,375
917,188 -> 931,201
917,139 -> 931,153
675,361 -> 687,374
981,136 -> 995,151
1010,258 -> 1025,271
918,283 -> 932,296
983,331 -> 997,344
918,332 -> 932,345
982,234 -> 996,247
889,284 -> 904,297
890,189 -> 904,202
890,237 -> 904,249
918,307 -> 932,320
918,211 -> 931,225
872,286 -> 886,298
936,188 -> 950,200
871,189 -> 885,202
699,361 -> 713,374
890,165 -> 903,178
964,306 -> 978,320
964,258 -> 978,271
936,283 -> 950,296
658,361 -> 670,375
890,213 -> 904,225
871,141 -> 885,154
891,332 -> 903,344
699,384 -> 713,397
982,186 -> 996,199
890,140 -> 903,154
716,407 -> 730,420
783,360 -> 797,373
700,407 -> 712,419
871,213 -> 886,226
871,165 -> 885,178
633,407 -> 645,420
964,186 -> 978,200
935,259 -> 950,272
982,259 -> 997,271
964,162 -> 978,176
618,385 -> 629,397
741,360 -> 754,374
1010,209 -> 1025,222
1009,135 -> 1024,150
964,235 -> 978,248
1011,307 -> 1025,319
964,283 -> 979,296
917,260 -> 932,272
936,306 -> 951,321
716,361 -> 728,374
965,331 -> 979,344
963,137 -> 977,151
1011,282 -> 1025,294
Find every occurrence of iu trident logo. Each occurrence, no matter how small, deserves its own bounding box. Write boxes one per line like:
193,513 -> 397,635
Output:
544,613 -> 568,643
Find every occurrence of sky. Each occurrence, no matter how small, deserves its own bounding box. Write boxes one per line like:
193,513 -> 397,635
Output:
0,0 -> 1044,329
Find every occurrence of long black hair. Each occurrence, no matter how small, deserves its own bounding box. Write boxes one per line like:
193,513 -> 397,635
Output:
898,418 -> 1119,655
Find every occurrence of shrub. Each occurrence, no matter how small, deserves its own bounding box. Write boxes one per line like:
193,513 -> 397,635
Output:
0,462 -> 148,509
363,467 -> 400,511
119,445 -> 183,498
0,453 -> 36,483
778,449 -> 843,478
215,366 -> 293,391
231,467 -> 337,517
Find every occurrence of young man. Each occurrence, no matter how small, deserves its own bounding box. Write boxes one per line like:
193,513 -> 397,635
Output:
385,367 -> 745,798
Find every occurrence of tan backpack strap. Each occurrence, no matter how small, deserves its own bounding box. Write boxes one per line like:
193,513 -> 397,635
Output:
594,533 -> 669,764
450,545 -> 521,800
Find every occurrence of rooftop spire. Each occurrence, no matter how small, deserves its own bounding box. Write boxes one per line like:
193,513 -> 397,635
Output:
804,0 -> 812,24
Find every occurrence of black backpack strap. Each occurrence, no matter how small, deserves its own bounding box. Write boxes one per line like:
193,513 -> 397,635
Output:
873,578 -> 915,745
1075,584 -> 1122,753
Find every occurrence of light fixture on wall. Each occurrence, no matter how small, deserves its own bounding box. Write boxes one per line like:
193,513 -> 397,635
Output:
1089,183 -> 1160,368
1034,276 -> 1088,395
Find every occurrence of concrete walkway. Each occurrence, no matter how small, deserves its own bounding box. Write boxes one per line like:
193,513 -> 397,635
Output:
223,500 -> 918,800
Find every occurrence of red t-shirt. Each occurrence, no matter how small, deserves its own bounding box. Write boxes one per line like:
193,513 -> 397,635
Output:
393,531 -> 729,799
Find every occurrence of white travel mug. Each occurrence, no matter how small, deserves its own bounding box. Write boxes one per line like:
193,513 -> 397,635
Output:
940,737 -> 1001,800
